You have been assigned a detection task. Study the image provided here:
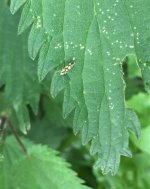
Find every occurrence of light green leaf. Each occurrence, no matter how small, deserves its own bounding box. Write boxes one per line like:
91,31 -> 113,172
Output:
131,126 -> 150,155
127,93 -> 150,127
10,0 -> 150,175
0,136 -> 90,189
125,108 -> 141,139
0,0 -> 40,133
50,70 -> 67,98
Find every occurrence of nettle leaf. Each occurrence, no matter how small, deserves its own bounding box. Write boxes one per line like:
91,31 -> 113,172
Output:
10,0 -> 150,175
0,0 -> 40,133
0,136 -> 90,189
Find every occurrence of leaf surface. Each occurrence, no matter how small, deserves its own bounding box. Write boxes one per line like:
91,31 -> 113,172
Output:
0,136 -> 90,189
9,0 -> 150,174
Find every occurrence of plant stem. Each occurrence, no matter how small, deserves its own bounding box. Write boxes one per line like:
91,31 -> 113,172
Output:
7,119 -> 28,155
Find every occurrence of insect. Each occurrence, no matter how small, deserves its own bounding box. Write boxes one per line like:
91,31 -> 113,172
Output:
60,62 -> 75,76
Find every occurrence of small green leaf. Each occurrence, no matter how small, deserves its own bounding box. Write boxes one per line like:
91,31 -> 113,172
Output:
127,93 -> 150,127
125,108 -> 141,139
18,0 -> 34,34
0,136 -> 90,189
38,35 -> 64,81
28,24 -> 46,60
131,126 -> 150,154
50,70 -> 67,98
138,62 -> 150,93
10,0 -> 26,14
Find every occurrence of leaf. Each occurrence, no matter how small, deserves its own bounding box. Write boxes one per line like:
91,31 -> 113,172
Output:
124,1 -> 150,93
138,62 -> 150,93
0,0 -> 40,133
131,126 -> 150,155
10,0 -> 26,15
95,153 -> 150,189
127,55 -> 141,78
125,108 -> 141,139
127,93 -> 150,127
10,0 -> 150,175
0,136 -> 90,189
